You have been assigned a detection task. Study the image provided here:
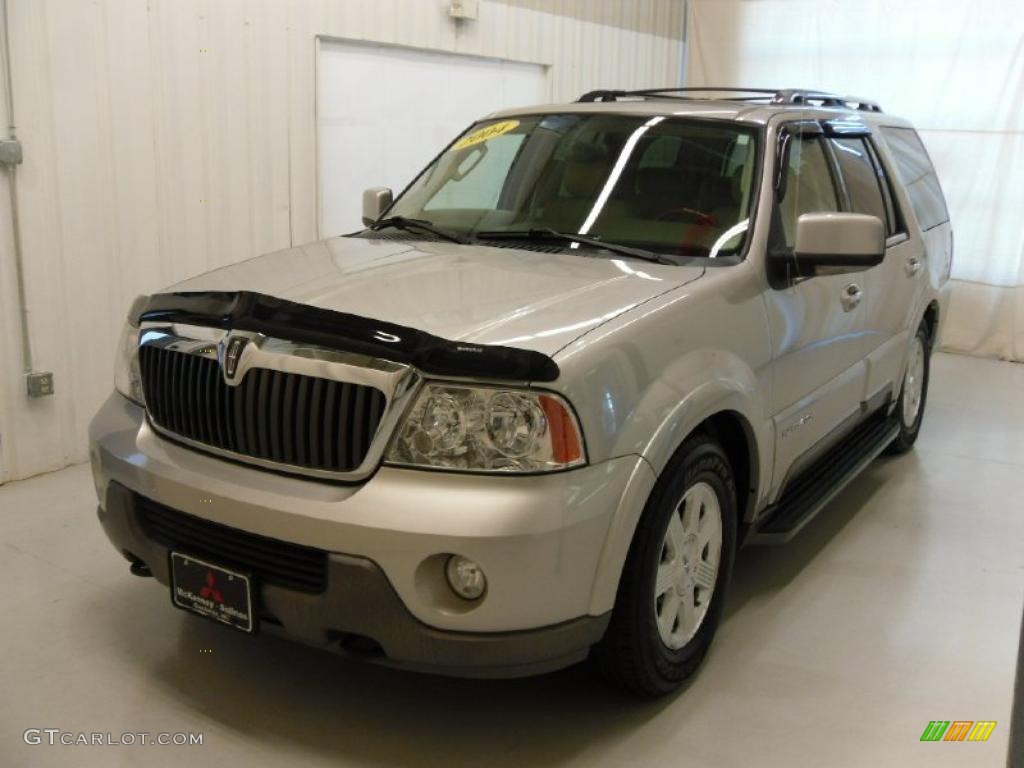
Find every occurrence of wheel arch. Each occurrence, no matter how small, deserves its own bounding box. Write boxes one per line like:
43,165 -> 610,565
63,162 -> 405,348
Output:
587,400 -> 766,617
699,410 -> 758,538
921,299 -> 940,352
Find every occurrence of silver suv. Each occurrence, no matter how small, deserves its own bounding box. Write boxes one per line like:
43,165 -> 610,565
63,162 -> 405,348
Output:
90,87 -> 952,695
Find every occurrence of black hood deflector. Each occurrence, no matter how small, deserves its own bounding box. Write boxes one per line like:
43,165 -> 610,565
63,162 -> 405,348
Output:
139,291 -> 560,382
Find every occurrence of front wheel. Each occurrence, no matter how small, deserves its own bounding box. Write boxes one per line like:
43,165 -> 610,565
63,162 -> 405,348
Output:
886,325 -> 931,455
593,434 -> 737,696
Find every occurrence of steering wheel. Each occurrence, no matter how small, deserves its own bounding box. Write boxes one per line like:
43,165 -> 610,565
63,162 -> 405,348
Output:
655,207 -> 716,227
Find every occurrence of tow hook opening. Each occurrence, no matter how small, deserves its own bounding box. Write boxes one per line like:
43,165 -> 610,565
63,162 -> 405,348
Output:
125,552 -> 152,578
332,631 -> 385,659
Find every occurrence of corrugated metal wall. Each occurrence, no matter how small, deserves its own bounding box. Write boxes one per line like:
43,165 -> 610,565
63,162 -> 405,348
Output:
0,0 -> 685,482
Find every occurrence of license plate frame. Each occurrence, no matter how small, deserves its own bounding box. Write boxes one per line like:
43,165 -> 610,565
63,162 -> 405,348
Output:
169,552 -> 257,634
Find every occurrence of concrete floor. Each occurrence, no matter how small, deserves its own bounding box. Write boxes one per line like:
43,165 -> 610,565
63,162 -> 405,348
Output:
1,352 -> 1021,767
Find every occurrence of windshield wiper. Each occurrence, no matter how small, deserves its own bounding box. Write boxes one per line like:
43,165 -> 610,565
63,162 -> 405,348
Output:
369,216 -> 469,245
475,228 -> 675,265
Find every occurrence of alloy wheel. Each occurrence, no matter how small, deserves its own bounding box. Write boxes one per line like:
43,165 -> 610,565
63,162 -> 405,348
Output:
902,335 -> 926,428
653,481 -> 723,650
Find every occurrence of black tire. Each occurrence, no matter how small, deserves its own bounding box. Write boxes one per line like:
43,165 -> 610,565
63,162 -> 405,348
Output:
593,433 -> 737,697
886,324 -> 931,455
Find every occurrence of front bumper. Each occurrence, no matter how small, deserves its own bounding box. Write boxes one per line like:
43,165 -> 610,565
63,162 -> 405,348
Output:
89,394 -> 653,676
99,483 -> 608,677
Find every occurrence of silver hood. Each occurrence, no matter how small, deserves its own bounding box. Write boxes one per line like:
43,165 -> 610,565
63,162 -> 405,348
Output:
169,236 -> 704,357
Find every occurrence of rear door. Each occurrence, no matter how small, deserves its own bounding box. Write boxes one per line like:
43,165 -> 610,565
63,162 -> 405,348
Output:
826,131 -> 919,402
870,127 -> 953,389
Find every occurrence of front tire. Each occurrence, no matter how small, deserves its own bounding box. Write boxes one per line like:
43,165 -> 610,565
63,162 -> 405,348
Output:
886,325 -> 930,455
594,433 -> 737,696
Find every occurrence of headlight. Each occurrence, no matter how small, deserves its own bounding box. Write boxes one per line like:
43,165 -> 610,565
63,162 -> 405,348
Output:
114,296 -> 148,406
385,383 -> 585,473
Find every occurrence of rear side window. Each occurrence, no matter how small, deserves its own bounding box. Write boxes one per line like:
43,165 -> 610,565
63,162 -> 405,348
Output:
863,138 -> 901,236
830,137 -> 888,230
880,127 -> 949,231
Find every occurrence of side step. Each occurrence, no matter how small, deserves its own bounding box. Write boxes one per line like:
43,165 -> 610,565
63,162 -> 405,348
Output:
749,414 -> 900,545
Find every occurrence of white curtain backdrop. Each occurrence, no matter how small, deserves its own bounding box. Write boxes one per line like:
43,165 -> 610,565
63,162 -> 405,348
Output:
688,0 -> 1024,361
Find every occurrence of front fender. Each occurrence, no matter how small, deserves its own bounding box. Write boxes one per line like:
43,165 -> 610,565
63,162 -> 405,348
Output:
633,349 -> 769,485
584,350 -> 772,616
554,264 -> 774,614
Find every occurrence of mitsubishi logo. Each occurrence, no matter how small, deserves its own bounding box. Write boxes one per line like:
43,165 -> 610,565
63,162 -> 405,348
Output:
199,570 -> 224,604
223,336 -> 248,380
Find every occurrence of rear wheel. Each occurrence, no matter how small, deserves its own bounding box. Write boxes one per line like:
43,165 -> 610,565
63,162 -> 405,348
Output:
886,325 -> 930,455
594,433 -> 737,696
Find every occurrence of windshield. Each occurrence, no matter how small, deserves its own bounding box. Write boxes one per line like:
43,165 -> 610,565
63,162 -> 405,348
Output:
382,114 -> 760,260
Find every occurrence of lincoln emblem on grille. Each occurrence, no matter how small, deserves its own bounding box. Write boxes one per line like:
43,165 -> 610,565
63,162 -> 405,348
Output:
223,336 -> 248,380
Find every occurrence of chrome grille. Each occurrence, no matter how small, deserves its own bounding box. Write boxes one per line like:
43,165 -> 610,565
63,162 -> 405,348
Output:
139,344 -> 387,473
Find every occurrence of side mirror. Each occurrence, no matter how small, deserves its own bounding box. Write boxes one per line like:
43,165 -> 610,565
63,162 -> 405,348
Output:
794,212 -> 884,270
362,187 -> 393,226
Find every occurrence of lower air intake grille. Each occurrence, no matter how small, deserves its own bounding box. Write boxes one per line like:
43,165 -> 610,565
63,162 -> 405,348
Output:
139,344 -> 387,474
136,495 -> 328,593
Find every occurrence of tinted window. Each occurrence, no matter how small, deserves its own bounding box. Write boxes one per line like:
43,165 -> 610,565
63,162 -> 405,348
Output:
638,135 -> 681,169
831,137 -> 887,228
864,138 -> 902,235
881,127 -> 949,231
425,132 -> 526,210
389,115 -> 761,259
779,135 -> 839,248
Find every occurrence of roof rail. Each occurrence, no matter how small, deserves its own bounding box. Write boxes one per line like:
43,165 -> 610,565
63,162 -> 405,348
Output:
770,89 -> 883,112
576,87 -> 883,113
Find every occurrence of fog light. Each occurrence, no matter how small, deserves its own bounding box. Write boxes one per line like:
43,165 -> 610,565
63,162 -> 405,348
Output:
445,555 -> 486,600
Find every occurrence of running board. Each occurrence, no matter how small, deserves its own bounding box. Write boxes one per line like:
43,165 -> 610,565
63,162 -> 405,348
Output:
749,414 -> 900,545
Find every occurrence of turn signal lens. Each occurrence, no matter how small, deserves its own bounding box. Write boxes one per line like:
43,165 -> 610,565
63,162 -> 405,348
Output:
114,322 -> 144,406
385,384 -> 586,473
114,296 -> 148,407
539,394 -> 582,465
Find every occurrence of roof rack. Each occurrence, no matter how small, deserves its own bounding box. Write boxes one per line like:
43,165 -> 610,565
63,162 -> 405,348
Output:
772,89 -> 883,112
576,87 -> 883,113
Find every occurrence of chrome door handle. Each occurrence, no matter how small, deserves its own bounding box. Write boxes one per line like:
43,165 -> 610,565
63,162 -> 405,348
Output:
841,283 -> 863,311
906,256 -> 923,276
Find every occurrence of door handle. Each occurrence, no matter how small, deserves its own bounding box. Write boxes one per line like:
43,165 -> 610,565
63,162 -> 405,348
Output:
841,283 -> 863,311
906,256 -> 923,276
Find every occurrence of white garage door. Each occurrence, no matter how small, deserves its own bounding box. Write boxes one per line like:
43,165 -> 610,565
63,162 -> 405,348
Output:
317,39 -> 548,237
